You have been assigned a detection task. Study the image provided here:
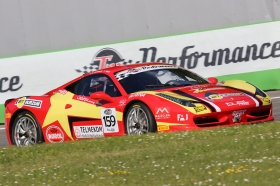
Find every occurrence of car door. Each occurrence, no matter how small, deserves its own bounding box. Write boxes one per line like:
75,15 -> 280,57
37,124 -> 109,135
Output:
42,74 -> 124,143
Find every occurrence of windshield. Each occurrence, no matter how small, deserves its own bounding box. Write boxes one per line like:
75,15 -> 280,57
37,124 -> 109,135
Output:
115,66 -> 209,94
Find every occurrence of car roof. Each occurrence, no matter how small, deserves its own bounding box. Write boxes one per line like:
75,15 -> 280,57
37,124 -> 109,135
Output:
83,62 -> 176,77
45,62 -> 177,96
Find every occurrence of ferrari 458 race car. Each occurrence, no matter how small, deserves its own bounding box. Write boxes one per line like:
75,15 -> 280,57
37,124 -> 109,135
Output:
5,62 -> 274,146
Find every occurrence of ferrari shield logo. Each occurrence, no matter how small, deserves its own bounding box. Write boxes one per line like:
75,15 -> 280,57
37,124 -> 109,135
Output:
15,97 -> 26,108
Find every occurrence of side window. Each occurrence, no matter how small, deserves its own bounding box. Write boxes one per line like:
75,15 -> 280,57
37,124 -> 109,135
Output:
66,74 -> 121,97
65,80 -> 79,93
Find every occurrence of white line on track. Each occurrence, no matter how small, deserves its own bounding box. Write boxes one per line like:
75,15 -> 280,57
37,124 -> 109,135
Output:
0,128 -> 5,130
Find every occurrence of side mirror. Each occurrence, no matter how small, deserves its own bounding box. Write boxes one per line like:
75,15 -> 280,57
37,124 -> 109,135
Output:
208,77 -> 218,84
90,91 -> 115,103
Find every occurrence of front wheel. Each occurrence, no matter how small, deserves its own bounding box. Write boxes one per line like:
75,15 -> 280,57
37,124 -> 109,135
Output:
125,102 -> 157,135
11,111 -> 44,146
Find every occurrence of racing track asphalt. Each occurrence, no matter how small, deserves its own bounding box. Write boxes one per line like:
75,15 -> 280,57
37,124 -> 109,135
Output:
0,90 -> 280,148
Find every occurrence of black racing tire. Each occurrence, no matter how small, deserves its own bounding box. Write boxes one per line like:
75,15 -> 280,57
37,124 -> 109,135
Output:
11,111 -> 44,146
125,102 -> 157,135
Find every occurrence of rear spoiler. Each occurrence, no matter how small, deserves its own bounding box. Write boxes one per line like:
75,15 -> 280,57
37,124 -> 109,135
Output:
4,98 -> 15,108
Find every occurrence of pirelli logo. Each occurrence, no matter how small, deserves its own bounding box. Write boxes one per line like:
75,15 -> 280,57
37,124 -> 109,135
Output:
157,125 -> 170,131
194,105 -> 207,113
15,97 -> 42,108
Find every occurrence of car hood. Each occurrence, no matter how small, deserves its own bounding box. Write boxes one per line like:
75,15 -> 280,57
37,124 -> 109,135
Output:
154,83 -> 262,111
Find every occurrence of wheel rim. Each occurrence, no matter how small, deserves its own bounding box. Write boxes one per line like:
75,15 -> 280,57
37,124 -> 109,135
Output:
126,107 -> 149,135
13,116 -> 37,146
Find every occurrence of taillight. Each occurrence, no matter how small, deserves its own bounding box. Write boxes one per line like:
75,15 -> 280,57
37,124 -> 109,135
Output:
4,99 -> 14,107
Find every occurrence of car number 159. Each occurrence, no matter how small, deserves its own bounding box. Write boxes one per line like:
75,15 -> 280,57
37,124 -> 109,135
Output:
101,108 -> 119,133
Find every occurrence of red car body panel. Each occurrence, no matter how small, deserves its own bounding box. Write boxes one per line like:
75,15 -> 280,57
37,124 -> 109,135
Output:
5,62 -> 274,146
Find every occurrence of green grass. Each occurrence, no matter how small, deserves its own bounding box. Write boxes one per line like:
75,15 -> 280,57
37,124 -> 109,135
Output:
1,122 -> 280,186
0,104 -> 4,124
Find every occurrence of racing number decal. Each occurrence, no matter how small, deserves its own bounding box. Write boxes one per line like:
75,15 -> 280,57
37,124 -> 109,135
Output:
103,115 -> 116,127
101,108 -> 119,133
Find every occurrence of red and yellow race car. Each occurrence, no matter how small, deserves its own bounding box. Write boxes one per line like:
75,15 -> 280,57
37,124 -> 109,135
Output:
5,62 -> 274,146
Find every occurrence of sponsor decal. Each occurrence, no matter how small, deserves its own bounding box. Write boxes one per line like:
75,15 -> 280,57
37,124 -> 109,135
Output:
74,125 -> 104,138
205,93 -> 223,100
190,85 -> 209,90
76,95 -> 95,104
115,65 -> 178,80
24,100 -> 42,108
58,89 -> 68,95
15,97 -> 25,108
128,93 -> 146,99
226,100 -> 249,106
194,105 -> 207,113
262,97 -> 271,104
128,68 -> 141,73
205,92 -> 245,100
206,87 -> 226,91
193,88 -> 206,93
155,107 -> 170,119
177,114 -> 188,121
220,93 -> 246,97
46,126 -> 64,143
101,108 -> 119,133
76,48 -> 125,74
15,97 -> 42,108
0,76 -> 23,93
119,99 -> 126,106
76,39 -> 280,74
157,125 -> 170,131
232,110 -> 246,123
193,87 -> 226,93
104,109 -> 112,115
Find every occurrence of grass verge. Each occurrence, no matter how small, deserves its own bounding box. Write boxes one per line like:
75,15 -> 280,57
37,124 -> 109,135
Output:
1,122 -> 280,186
0,104 -> 4,124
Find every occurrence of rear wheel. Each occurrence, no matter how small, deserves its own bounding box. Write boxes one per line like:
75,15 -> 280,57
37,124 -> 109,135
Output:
125,102 -> 157,135
11,111 -> 44,146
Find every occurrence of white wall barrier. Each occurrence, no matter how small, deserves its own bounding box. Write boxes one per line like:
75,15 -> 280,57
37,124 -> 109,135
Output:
1,21 -> 280,105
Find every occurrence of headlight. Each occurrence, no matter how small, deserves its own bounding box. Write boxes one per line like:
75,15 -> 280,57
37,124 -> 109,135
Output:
246,82 -> 267,97
255,87 -> 267,97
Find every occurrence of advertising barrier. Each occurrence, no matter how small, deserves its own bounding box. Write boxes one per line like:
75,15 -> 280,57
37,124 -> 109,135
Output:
1,21 -> 280,123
